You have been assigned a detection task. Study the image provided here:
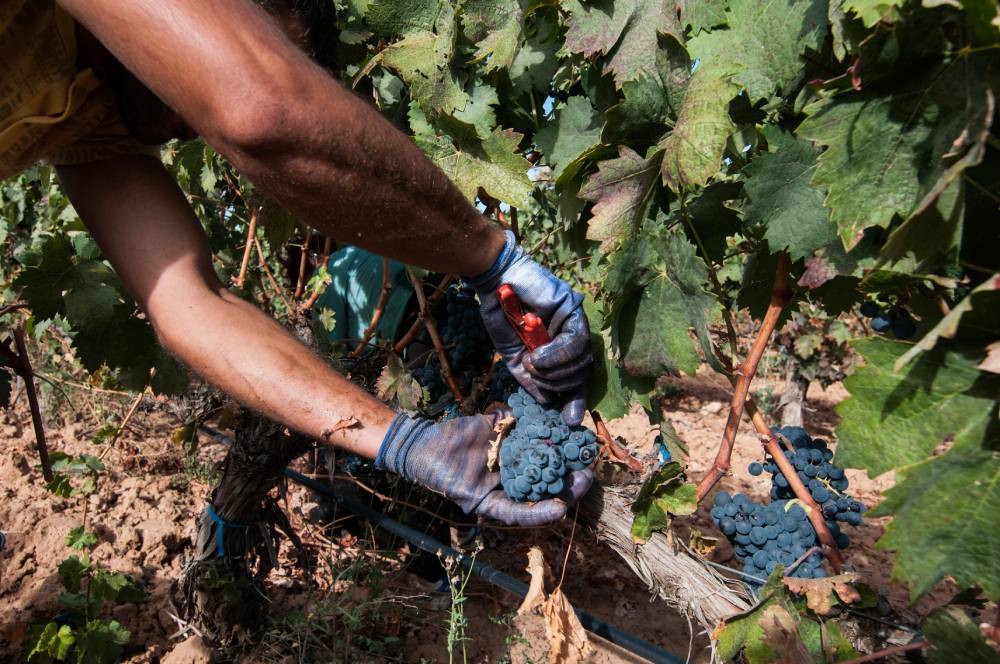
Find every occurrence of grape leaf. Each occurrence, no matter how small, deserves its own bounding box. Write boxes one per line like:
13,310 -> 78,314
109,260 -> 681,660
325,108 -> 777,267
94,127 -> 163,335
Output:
602,35 -> 691,144
872,415 -> 1000,600
893,273 -> 1000,371
66,526 -> 98,551
676,0 -> 729,34
658,65 -> 737,191
452,83 -> 500,141
620,230 -> 718,378
28,623 -> 75,662
376,353 -> 425,412
578,147 -> 663,248
58,555 -> 92,593
841,0 -> 904,27
798,55 -> 993,249
416,128 -> 533,204
379,2 -> 471,116
508,17 -> 559,97
76,619 -> 131,664
630,462 -> 697,542
924,606 -> 1000,663
583,297 -> 630,420
564,0 -> 682,87
461,0 -> 524,72
534,95 -> 603,181
743,128 -> 837,261
878,176 -> 965,276
366,0 -> 444,36
836,338 -> 1000,476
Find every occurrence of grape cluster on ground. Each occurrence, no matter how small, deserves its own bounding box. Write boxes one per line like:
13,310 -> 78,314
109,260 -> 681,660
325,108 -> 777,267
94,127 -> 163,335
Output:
711,426 -> 864,581
499,388 -> 598,502
859,300 -> 915,340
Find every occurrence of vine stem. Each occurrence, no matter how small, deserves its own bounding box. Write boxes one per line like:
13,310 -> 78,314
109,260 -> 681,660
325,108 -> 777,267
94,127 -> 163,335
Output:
404,268 -> 464,401
349,258 -> 392,357
99,387 -> 147,461
590,410 -> 642,470
233,207 -> 259,289
839,641 -> 929,664
392,274 -> 455,354
764,433 -> 842,571
4,327 -> 54,482
696,251 -> 792,502
300,237 -> 333,313
293,228 -> 313,299
253,235 -> 294,313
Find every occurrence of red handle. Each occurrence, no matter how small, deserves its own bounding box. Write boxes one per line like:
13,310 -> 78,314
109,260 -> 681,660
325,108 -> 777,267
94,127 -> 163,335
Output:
497,284 -> 551,352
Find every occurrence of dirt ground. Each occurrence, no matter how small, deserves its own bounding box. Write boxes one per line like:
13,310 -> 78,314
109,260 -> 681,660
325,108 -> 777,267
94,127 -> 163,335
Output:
0,368 -> 963,663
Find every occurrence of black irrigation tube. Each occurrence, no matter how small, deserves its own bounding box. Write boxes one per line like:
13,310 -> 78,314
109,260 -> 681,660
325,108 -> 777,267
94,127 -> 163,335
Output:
199,425 -> 684,664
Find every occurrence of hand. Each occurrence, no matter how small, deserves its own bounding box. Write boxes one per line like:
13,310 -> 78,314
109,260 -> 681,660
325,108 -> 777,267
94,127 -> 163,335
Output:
468,231 -> 593,426
376,412 -> 593,526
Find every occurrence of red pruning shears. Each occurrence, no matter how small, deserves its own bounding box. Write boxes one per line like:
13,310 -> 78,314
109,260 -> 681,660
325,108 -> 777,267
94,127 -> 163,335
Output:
497,284 -> 551,352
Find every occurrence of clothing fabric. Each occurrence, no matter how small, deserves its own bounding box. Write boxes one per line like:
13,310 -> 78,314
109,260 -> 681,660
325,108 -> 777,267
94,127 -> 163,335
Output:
0,0 -> 152,181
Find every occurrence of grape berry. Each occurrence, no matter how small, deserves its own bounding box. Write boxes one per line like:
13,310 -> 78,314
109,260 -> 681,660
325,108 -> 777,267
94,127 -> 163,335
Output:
499,389 -> 598,502
709,426 -> 864,581
859,300 -> 916,340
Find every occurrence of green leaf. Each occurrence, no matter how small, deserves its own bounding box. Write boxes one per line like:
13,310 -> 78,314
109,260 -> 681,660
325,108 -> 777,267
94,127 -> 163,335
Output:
578,147 -> 663,248
878,176 -> 965,276
417,127 -> 533,204
602,35 -> 691,144
508,21 -> 559,97
91,569 -> 145,605
893,273 -> 1000,371
841,0 -> 904,27
658,64 -> 737,191
630,462 -> 697,542
836,338 -> 1000,476
451,83 -> 500,140
924,607 -> 1000,663
676,0 -> 729,34
798,55 -> 993,249
28,622 -> 75,661
534,95 -> 604,182
316,306 -> 337,333
461,0 -> 524,72
76,619 -> 131,664
66,526 -> 98,551
621,229 -> 718,378
743,128 -> 837,261
58,555 -> 92,593
583,297 -> 630,420
375,353 -> 425,412
14,233 -> 75,320
380,3 -> 472,117
564,0 -> 682,87
366,0 -> 445,36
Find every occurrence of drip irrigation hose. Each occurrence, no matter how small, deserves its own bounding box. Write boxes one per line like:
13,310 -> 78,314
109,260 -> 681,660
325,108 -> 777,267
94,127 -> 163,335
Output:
199,425 -> 683,664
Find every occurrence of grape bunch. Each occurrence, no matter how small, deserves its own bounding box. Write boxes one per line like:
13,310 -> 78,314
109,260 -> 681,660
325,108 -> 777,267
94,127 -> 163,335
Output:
859,300 -> 916,340
712,426 -> 864,582
499,388 -> 598,502
486,361 -> 519,404
761,426 -> 865,538
710,493 -> 828,579
439,287 -> 493,371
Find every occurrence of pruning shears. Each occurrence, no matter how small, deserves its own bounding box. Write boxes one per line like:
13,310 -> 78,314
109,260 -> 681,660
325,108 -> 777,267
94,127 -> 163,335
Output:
496,284 -> 551,352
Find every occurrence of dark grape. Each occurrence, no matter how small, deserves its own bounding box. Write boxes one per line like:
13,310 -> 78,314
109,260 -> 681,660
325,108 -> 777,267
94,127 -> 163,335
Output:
892,312 -> 916,340
871,313 -> 894,332
748,462 -> 763,476
859,300 -> 880,317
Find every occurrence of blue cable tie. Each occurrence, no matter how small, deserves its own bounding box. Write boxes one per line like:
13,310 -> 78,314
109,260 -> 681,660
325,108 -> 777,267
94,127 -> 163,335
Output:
205,504 -> 254,557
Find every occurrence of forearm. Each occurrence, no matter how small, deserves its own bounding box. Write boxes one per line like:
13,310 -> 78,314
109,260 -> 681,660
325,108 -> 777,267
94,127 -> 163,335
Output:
57,0 -> 506,276
159,288 -> 393,455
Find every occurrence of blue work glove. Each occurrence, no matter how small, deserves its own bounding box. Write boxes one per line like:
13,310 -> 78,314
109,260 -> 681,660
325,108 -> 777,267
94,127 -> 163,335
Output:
468,230 -> 593,426
376,412 -> 593,526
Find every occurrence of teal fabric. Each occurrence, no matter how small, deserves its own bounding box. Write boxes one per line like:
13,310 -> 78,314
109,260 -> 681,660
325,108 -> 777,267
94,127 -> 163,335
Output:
312,246 -> 414,347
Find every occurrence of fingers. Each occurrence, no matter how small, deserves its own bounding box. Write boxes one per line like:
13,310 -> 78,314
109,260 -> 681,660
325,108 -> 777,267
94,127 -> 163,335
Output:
476,490 -> 568,526
525,309 -> 592,375
560,388 -> 587,427
559,468 -> 594,504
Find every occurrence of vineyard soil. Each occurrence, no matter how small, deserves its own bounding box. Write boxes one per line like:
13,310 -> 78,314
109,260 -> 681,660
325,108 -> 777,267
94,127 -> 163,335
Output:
0,370 -> 966,662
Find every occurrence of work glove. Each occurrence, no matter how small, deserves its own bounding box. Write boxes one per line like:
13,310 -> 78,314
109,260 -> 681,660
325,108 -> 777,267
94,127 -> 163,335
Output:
468,230 -> 593,426
376,411 -> 593,526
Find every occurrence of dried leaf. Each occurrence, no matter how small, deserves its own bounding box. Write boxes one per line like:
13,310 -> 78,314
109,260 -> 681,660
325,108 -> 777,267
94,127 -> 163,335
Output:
321,417 -> 360,440
487,415 -> 516,471
518,546 -> 548,615
543,588 -> 594,664
782,572 -> 862,615
757,605 -> 815,664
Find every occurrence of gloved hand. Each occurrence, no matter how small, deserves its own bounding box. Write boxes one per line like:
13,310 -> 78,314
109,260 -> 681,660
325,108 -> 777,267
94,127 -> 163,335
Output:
468,230 -> 593,426
376,411 -> 593,526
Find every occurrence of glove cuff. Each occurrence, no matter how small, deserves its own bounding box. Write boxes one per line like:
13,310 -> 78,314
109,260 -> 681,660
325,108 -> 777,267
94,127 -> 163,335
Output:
467,230 -> 519,293
374,413 -> 433,479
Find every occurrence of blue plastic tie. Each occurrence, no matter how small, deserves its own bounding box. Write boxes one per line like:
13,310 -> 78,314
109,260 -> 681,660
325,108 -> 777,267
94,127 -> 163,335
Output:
205,504 -> 254,557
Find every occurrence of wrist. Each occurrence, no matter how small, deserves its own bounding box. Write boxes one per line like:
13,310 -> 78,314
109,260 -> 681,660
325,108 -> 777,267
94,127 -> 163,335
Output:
375,413 -> 432,479
467,229 -> 518,293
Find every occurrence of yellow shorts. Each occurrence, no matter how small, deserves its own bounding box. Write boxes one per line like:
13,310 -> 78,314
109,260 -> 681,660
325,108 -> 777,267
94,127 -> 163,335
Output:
0,0 -> 153,181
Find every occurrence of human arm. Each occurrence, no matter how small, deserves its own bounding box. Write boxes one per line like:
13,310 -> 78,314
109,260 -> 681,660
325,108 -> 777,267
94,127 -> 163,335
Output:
56,154 -> 589,523
57,154 -> 395,455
